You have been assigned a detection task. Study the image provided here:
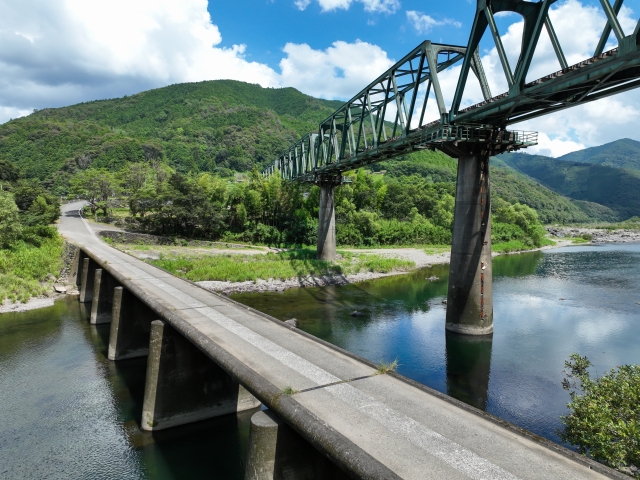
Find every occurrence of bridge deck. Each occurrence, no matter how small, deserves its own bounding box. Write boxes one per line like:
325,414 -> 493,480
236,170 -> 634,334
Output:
58,202 -> 621,480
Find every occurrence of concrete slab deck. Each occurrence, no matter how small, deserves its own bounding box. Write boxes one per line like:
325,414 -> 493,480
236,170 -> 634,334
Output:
57,201 -> 624,480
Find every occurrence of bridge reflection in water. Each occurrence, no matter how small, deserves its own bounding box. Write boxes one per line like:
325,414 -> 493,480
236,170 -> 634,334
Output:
446,331 -> 492,412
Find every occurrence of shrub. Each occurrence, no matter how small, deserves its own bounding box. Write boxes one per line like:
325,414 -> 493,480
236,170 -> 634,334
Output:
560,354 -> 640,477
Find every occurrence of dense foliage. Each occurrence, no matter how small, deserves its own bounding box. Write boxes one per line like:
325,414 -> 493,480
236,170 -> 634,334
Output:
0,80 -> 341,184
500,152 -> 640,220
561,354 -> 639,477
0,180 -> 63,303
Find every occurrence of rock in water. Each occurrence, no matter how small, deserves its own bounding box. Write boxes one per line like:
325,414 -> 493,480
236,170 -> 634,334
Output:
284,318 -> 298,327
351,310 -> 365,317
54,285 -> 67,294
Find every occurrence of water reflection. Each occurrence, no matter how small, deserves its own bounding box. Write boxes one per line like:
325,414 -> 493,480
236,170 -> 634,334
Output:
234,243 -> 640,446
445,331 -> 492,411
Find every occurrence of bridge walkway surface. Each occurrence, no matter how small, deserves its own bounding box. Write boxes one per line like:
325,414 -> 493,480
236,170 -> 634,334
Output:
58,201 -> 622,480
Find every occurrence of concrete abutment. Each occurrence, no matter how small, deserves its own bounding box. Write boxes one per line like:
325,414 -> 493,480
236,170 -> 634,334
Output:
141,320 -> 261,431
446,153 -> 493,335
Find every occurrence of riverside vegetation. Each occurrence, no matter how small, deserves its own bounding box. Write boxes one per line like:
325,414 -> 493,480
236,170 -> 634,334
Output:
0,161 -> 63,303
562,354 -> 639,478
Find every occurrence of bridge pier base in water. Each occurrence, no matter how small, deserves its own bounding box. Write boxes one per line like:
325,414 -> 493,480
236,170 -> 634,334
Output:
245,409 -> 349,480
141,320 -> 261,431
317,182 -> 337,261
79,257 -> 96,303
446,153 -> 493,335
108,287 -> 156,360
90,269 -> 119,325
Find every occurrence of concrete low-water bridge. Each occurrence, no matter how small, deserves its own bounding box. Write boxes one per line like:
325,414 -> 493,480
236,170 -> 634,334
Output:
60,202 -> 625,479
264,0 -> 640,337
58,1 -> 640,478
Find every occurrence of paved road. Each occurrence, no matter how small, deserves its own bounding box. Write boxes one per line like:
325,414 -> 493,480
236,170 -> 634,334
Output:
58,201 -> 621,479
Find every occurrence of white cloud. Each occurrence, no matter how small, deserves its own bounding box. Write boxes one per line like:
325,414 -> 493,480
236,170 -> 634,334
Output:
527,133 -> 585,158
280,40 -> 394,99
294,0 -> 311,10
406,10 -> 462,34
315,0 -> 400,13
0,0 -> 280,122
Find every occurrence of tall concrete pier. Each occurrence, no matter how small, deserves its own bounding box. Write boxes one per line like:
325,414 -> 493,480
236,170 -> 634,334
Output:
316,181 -> 337,261
446,153 -> 493,335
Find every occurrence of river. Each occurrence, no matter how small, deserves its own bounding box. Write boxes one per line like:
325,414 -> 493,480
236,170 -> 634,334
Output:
0,243 -> 638,478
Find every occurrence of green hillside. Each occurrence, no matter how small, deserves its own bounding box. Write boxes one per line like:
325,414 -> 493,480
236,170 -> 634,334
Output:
557,138 -> 640,171
0,80 -> 341,185
372,151 -> 614,223
0,79 -> 620,225
500,152 -> 640,220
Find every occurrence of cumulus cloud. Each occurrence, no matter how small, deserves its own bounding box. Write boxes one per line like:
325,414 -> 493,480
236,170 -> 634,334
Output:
280,40 -> 394,99
406,11 -> 462,34
314,0 -> 400,13
0,0 -> 280,122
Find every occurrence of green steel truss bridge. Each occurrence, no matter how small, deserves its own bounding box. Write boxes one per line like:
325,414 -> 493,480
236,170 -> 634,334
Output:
264,0 -> 640,183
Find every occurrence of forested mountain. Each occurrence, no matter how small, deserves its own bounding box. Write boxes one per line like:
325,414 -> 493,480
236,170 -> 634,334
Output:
557,138 -> 640,171
373,151 -> 617,223
499,152 -> 640,219
0,80 -> 341,187
0,79 -> 621,226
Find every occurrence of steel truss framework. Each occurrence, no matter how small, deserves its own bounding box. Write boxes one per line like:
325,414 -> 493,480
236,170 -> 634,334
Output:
265,0 -> 640,182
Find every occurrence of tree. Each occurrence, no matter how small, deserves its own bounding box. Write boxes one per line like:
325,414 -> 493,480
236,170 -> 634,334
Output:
0,192 -> 22,248
70,169 -> 118,216
561,354 -> 639,477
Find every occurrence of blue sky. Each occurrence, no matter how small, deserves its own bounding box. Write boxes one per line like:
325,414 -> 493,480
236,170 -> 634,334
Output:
0,0 -> 639,156
209,0 -> 475,67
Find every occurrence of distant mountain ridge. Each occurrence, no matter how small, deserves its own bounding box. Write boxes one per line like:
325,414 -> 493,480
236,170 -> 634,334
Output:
499,139 -> 640,220
557,138 -> 640,171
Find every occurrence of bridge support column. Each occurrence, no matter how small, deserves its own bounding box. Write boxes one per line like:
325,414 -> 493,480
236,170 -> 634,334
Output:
446,154 -> 493,335
79,257 -> 96,303
317,183 -> 336,261
108,287 -> 156,360
245,410 -> 349,480
90,269 -> 119,325
142,320 -> 261,431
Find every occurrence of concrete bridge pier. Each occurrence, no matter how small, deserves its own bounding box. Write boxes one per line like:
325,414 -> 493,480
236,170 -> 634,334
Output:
90,269 -> 120,325
446,153 -> 493,335
245,410 -> 349,480
108,287 -> 157,360
316,182 -> 337,261
79,257 -> 97,303
141,320 -> 261,431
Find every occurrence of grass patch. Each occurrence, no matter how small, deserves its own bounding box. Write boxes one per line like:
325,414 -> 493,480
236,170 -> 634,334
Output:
0,235 -> 63,304
281,386 -> 299,395
374,358 -> 399,375
493,237 -> 555,253
146,247 -> 414,283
